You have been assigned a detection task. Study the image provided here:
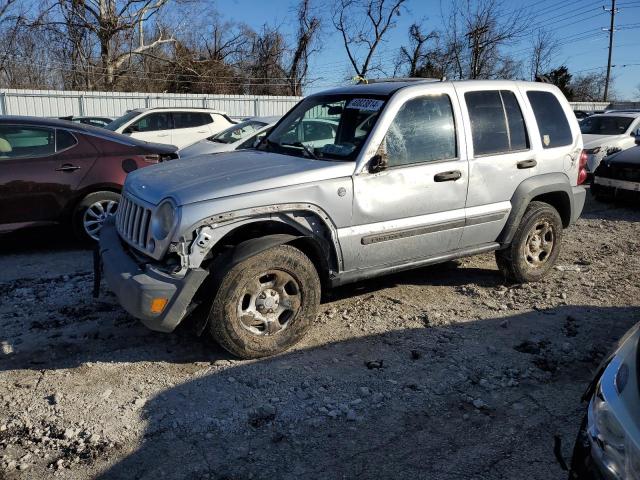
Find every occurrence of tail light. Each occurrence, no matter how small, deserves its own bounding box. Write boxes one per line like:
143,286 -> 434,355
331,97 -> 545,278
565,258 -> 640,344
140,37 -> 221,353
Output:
578,149 -> 588,185
143,154 -> 160,164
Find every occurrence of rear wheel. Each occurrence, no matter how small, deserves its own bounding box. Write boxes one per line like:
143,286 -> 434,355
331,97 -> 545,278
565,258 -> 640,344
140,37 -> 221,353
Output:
495,201 -> 563,283
208,244 -> 320,359
72,191 -> 120,241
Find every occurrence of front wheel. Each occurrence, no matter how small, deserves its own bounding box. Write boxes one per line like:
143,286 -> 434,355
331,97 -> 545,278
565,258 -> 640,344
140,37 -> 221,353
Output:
72,191 -> 120,241
208,244 -> 321,359
495,201 -> 563,283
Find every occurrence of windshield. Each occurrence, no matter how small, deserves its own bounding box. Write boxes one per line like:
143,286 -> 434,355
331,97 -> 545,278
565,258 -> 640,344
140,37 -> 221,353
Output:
210,120 -> 268,144
260,94 -> 387,161
105,111 -> 141,131
580,116 -> 634,135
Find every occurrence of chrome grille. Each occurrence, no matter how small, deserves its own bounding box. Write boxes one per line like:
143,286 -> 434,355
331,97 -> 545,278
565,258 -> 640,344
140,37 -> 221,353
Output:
116,194 -> 152,251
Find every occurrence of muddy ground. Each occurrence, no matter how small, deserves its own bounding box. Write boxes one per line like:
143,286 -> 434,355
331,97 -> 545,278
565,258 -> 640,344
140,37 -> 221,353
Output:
1,193 -> 639,480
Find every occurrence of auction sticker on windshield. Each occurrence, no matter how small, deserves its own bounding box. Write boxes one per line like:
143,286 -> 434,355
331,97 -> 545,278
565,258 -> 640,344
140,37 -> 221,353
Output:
346,98 -> 384,111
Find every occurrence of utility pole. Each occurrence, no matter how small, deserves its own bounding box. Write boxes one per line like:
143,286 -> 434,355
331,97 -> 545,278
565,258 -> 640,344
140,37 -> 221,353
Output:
603,0 -> 617,102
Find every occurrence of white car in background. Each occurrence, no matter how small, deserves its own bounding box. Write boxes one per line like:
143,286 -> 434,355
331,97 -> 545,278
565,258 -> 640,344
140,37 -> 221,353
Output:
580,112 -> 640,173
179,116 -> 281,159
105,107 -> 235,149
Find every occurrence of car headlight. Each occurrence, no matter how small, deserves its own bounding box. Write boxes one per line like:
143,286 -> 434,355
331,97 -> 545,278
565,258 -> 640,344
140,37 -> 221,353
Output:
588,373 -> 640,480
150,200 -> 177,240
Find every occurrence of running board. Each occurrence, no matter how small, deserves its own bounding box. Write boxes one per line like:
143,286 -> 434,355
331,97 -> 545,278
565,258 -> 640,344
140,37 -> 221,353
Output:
330,242 -> 500,287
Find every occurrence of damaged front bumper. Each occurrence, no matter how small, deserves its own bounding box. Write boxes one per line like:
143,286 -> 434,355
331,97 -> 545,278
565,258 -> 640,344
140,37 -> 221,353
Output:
98,217 -> 208,332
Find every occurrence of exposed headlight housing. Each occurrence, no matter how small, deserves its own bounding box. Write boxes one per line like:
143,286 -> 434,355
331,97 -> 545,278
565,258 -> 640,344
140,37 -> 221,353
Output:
588,366 -> 640,480
150,199 -> 177,240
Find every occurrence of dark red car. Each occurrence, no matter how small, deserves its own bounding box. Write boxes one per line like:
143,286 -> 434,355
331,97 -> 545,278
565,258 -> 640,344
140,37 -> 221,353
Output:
0,116 -> 178,240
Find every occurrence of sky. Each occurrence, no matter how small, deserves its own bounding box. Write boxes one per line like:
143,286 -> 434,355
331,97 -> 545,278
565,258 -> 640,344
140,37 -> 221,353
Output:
220,0 -> 640,99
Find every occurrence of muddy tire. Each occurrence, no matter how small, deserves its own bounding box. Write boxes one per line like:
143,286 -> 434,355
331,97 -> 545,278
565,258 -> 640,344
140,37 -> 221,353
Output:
208,244 -> 321,359
495,201 -> 563,283
72,191 -> 120,242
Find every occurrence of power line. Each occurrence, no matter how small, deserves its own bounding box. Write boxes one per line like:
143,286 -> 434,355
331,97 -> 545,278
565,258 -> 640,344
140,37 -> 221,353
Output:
2,59 -> 311,88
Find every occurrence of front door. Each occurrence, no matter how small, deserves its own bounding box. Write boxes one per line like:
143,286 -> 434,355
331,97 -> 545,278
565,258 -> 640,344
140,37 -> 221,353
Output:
0,125 -> 97,229
344,87 -> 469,270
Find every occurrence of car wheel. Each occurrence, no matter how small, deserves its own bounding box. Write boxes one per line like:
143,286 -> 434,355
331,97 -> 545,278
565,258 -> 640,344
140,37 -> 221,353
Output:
495,201 -> 563,283
73,191 -> 120,241
208,244 -> 321,359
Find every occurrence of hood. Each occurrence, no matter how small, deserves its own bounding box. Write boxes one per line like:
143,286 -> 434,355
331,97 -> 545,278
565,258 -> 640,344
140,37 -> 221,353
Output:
125,149 -> 355,206
602,145 -> 640,167
178,139 -> 233,158
582,133 -> 623,149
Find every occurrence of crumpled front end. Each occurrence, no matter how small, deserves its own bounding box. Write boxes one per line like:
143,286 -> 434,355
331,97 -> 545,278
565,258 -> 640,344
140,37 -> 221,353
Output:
98,217 -> 207,332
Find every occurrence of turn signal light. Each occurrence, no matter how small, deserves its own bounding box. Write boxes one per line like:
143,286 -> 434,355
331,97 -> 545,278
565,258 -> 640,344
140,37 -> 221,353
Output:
150,297 -> 168,314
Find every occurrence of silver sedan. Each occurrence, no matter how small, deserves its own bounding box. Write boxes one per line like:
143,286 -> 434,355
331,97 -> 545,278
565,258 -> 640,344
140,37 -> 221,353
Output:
178,116 -> 281,159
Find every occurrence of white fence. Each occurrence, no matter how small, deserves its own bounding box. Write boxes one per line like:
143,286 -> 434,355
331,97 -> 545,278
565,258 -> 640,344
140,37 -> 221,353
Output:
0,89 -> 631,118
0,89 -> 303,118
569,101 -> 610,112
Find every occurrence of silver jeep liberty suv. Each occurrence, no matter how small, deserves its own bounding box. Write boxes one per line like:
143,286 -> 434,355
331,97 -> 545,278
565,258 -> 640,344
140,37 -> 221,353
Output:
98,79 -> 587,358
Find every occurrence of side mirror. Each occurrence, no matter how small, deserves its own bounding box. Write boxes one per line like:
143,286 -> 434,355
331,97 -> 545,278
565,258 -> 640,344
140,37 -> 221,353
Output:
369,153 -> 388,173
123,125 -> 137,134
635,133 -> 640,146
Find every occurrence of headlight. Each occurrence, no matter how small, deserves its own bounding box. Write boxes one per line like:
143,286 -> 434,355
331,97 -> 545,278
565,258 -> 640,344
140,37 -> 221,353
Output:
588,376 -> 640,480
150,200 -> 176,240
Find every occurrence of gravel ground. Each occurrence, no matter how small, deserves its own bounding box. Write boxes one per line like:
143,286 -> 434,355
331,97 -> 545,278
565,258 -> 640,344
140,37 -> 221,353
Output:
1,194 -> 639,480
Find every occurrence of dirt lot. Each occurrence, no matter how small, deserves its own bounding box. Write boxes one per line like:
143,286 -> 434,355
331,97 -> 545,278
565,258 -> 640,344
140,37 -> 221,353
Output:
1,193 -> 639,480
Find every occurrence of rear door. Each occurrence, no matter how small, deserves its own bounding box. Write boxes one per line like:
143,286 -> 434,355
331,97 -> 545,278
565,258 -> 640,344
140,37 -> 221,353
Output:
455,86 -> 536,248
128,112 -> 173,145
0,125 -> 97,228
172,112 -> 217,148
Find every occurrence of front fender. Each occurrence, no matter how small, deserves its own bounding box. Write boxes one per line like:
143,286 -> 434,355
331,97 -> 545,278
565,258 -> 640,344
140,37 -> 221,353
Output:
230,234 -> 300,266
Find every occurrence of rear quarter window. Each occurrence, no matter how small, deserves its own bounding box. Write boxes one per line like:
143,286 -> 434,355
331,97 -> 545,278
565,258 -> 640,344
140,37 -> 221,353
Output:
526,91 -> 573,148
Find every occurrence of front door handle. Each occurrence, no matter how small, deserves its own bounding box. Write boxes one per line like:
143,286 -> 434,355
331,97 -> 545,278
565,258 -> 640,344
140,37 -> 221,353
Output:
434,170 -> 462,182
517,159 -> 537,169
156,133 -> 170,138
55,164 -> 81,172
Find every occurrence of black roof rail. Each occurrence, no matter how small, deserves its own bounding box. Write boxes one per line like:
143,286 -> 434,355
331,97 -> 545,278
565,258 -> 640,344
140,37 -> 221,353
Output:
356,77 -> 444,84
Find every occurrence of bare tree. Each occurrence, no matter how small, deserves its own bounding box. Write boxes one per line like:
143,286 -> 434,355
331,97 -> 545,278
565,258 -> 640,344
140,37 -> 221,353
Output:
572,71 -> 611,102
395,23 -> 438,77
333,0 -> 406,79
442,0 -> 525,80
54,0 -> 175,89
286,0 -> 320,95
529,29 -> 555,81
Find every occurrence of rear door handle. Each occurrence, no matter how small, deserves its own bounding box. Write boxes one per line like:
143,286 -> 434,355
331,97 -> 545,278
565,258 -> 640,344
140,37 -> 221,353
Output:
434,170 -> 462,182
55,164 -> 81,172
517,159 -> 537,169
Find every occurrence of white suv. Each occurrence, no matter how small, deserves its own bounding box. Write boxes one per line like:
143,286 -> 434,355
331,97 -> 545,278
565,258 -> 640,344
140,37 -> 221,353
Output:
105,108 -> 235,148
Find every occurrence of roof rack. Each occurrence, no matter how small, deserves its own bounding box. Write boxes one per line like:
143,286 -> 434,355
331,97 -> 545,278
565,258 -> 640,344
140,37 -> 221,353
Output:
144,106 -> 221,111
357,77 -> 444,84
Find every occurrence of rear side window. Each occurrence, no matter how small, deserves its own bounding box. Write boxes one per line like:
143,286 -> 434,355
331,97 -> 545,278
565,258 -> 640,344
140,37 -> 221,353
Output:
385,94 -> 457,167
0,125 -> 55,159
526,91 -> 573,148
465,90 -> 529,156
173,112 -> 213,129
56,130 -> 77,151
